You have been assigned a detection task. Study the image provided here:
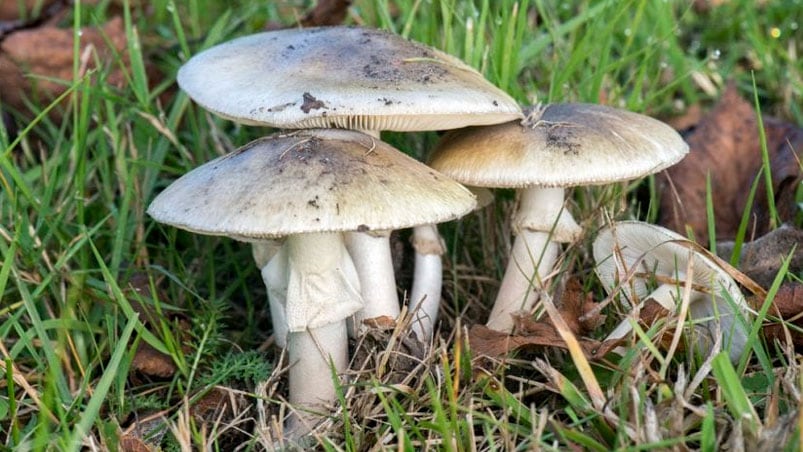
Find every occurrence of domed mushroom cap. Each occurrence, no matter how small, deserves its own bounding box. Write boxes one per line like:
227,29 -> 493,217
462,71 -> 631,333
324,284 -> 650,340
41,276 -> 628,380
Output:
593,221 -> 745,310
147,129 -> 477,240
177,26 -> 522,131
429,103 -> 689,188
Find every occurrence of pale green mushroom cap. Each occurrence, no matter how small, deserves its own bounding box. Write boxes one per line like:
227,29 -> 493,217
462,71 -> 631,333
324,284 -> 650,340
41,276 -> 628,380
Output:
177,26 -> 522,131
429,103 -> 689,188
147,129 -> 477,239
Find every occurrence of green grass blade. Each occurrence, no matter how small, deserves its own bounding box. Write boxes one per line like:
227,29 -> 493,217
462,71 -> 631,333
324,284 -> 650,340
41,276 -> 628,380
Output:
66,314 -> 137,451
711,352 -> 759,435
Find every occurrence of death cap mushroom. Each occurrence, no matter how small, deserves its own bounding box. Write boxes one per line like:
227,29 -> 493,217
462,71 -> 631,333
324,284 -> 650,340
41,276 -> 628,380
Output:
594,221 -> 751,362
147,129 -> 477,431
177,26 -> 522,131
430,103 -> 689,332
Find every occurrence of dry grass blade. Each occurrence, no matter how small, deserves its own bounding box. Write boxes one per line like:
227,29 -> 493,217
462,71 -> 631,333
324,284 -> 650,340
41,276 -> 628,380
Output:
660,248 -> 697,375
540,293 -> 605,411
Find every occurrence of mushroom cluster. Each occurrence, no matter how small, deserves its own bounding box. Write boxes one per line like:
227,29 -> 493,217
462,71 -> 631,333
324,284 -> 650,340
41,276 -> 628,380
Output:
150,23 -> 705,439
176,25 -> 522,333
148,129 -> 478,431
150,25 -> 522,434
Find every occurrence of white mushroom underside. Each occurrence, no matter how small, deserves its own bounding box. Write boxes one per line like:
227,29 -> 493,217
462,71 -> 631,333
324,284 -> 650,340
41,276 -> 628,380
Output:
594,221 -> 751,362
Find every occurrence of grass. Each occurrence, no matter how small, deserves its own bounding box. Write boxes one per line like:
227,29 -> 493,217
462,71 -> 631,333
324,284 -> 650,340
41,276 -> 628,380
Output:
1,0 -> 802,449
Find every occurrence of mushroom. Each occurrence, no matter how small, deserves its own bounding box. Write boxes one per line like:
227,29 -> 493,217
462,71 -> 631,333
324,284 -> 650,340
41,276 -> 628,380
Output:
593,221 -> 752,362
176,25 -> 522,327
429,103 -> 689,333
147,129 -> 476,430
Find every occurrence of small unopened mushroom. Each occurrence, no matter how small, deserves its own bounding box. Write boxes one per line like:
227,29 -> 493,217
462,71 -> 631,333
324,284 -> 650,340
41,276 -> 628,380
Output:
148,129 -> 475,431
594,221 -> 752,362
176,26 -> 522,326
429,103 -> 689,333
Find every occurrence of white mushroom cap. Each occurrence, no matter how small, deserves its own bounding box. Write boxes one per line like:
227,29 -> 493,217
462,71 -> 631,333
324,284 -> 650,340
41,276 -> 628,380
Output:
429,103 -> 689,188
593,221 -> 751,360
594,221 -> 744,303
147,129 -> 477,239
177,26 -> 522,131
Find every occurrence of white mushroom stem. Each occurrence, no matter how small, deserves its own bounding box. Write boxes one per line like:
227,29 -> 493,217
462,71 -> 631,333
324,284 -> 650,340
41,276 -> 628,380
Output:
409,224 -> 446,340
342,129 -> 401,327
283,232 -> 362,431
252,239 -> 283,269
287,320 -> 348,434
486,187 -> 581,333
346,229 -> 401,327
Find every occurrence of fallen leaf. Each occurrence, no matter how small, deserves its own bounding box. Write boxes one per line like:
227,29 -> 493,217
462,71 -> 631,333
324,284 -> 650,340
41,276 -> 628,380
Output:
299,0 -> 352,27
761,282 -> 803,346
658,83 -> 803,240
0,16 -> 128,119
362,315 -> 397,330
691,0 -> 730,12
190,387 -> 233,420
663,103 -> 703,131
123,272 -> 191,380
264,0 -> 353,31
469,279 -> 619,359
638,299 -> 687,352
468,322 -> 619,360
131,341 -> 177,379
717,224 -> 803,289
118,435 -> 155,452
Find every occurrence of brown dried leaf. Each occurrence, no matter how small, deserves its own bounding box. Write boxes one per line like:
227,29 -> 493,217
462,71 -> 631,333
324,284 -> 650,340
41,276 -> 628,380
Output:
362,315 -> 397,330
692,0 -> 730,13
123,272 -> 191,380
468,323 -> 619,360
663,103 -> 703,131
190,387 -> 233,420
299,0 -> 352,27
0,16 -> 127,118
718,225 -> 803,289
637,299 -> 687,352
762,282 -> 803,346
470,279 -> 618,359
131,340 -> 177,379
658,83 -> 803,240
564,278 -> 607,333
118,435 -> 155,452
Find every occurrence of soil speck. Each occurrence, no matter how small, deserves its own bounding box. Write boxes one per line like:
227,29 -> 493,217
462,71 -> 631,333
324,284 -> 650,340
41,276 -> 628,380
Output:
301,92 -> 326,113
